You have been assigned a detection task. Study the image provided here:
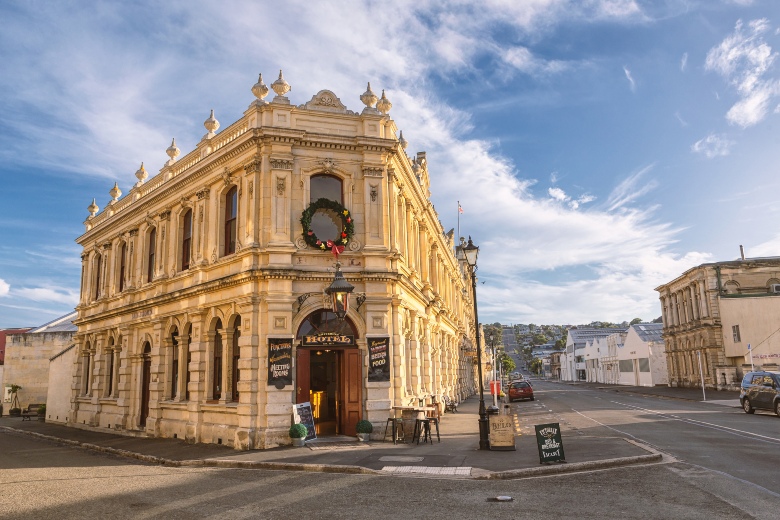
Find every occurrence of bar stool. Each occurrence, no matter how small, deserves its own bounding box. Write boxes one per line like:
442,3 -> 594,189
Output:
412,418 -> 440,444
383,417 -> 404,444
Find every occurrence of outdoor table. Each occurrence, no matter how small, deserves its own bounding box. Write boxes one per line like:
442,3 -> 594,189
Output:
391,406 -> 435,441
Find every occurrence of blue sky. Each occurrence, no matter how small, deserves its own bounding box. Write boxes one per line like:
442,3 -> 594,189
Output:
2,0 -> 780,328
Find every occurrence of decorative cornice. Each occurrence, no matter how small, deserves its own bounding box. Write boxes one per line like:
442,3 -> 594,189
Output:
363,166 -> 384,177
196,187 -> 210,200
270,158 -> 293,170
159,209 -> 171,221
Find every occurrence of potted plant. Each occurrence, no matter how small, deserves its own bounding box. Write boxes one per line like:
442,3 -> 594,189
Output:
289,423 -> 308,447
356,419 -> 373,441
8,384 -> 21,416
37,404 -> 46,421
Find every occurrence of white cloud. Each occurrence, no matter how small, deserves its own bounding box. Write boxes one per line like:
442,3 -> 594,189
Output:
12,286 -> 79,306
680,52 -> 688,72
606,164 -> 657,211
705,18 -> 780,128
623,65 -> 636,91
0,278 -> 9,297
691,133 -> 735,158
674,111 -> 688,126
0,0 -> 699,325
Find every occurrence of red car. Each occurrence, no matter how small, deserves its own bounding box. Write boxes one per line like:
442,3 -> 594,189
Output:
508,381 -> 534,402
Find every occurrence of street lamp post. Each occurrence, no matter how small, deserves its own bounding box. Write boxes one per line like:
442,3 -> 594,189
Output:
462,236 -> 489,450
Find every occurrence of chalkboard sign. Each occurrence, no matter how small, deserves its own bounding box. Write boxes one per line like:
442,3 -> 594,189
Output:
293,402 -> 317,440
268,338 -> 293,388
535,422 -> 565,463
489,413 -> 516,451
367,337 -> 390,382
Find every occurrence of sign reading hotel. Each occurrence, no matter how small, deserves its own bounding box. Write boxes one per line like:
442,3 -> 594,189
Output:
367,337 -> 390,382
535,422 -> 566,463
301,333 -> 354,346
489,413 -> 516,451
267,338 -> 293,388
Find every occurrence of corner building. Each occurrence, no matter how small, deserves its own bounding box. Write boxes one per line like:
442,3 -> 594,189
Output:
72,74 -> 477,449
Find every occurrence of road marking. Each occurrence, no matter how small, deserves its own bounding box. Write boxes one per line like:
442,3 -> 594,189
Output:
606,401 -> 780,445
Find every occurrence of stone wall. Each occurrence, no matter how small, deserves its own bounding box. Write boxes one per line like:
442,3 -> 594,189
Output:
4,331 -> 75,408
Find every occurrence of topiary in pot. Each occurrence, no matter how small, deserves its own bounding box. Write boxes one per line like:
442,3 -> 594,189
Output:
356,419 -> 373,441
289,423 -> 308,446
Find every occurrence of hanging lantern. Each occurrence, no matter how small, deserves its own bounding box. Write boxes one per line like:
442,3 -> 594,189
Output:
325,262 -> 354,320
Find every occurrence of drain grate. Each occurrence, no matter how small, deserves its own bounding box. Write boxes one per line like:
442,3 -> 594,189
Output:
379,456 -> 425,462
382,466 -> 472,476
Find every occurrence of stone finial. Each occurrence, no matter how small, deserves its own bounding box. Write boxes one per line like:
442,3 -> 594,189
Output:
271,70 -> 291,97
109,182 -> 122,202
360,82 -> 378,108
399,130 -> 408,150
135,162 -> 148,184
166,138 -> 180,163
252,73 -> 269,101
376,89 -> 392,114
203,109 -> 220,137
88,198 -> 99,217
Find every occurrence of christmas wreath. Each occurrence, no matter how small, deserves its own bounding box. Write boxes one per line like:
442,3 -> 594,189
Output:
300,198 -> 354,257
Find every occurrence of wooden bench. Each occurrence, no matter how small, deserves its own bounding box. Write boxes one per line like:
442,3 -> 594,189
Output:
443,396 -> 459,413
21,404 -> 44,421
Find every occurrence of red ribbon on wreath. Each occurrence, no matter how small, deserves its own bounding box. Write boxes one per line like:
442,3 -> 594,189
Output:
326,240 -> 345,258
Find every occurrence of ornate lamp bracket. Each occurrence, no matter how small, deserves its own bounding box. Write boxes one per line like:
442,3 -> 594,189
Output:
296,292 -> 322,315
355,293 -> 367,312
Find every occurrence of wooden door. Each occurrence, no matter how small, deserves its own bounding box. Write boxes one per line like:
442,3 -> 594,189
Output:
340,349 -> 363,436
296,348 -> 311,404
140,355 -> 151,427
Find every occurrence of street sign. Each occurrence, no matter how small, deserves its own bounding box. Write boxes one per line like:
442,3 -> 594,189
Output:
535,422 -> 565,463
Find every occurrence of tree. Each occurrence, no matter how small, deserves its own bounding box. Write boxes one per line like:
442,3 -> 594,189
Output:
532,333 -> 547,346
529,358 -> 543,375
500,354 -> 516,374
630,317 -> 643,325
483,324 -> 503,345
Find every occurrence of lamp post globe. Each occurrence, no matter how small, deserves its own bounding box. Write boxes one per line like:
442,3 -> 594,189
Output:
463,236 -> 489,450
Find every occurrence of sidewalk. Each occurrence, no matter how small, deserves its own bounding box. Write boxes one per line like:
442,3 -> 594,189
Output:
0,389 -> 671,479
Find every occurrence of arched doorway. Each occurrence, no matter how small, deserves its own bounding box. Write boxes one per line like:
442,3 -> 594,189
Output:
296,310 -> 362,436
140,342 -> 152,427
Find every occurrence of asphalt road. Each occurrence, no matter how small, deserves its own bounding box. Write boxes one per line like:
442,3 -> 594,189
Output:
2,380 -> 780,519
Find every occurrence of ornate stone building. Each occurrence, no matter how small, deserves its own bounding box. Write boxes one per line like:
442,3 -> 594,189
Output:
656,257 -> 780,390
72,73 -> 477,449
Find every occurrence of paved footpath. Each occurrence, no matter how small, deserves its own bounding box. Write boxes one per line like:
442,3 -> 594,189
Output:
1,380 -> 736,479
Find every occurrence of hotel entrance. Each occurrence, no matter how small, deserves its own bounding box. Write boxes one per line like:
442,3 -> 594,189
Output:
295,310 -> 362,436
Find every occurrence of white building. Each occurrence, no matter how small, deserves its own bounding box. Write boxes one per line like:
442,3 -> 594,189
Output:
616,323 -> 667,387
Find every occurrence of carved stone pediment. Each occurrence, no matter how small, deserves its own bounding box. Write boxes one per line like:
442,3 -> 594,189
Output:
299,90 -> 356,115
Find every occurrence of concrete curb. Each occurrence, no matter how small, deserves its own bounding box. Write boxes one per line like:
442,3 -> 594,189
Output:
0,426 -> 381,475
473,453 -> 663,480
1,425 -> 661,479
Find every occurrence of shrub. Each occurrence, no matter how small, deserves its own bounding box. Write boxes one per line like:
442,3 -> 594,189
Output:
38,405 -> 46,415
356,419 -> 373,434
289,423 -> 308,439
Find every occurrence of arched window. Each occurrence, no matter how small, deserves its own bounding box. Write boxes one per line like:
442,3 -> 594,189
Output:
309,174 -> 344,244
224,187 -> 237,256
118,242 -> 127,292
147,227 -> 156,283
213,319 -> 223,399
181,209 -> 192,271
93,255 -> 102,300
231,316 -> 241,402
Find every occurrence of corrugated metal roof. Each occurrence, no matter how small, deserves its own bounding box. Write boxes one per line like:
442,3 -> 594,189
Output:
29,311 -> 77,333
632,322 -> 663,342
569,327 -> 626,347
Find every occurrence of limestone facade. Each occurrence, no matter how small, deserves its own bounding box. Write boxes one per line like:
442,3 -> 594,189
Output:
72,75 -> 477,449
656,258 -> 780,390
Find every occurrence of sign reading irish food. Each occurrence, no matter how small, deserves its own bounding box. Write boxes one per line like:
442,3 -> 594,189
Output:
267,338 -> 293,388
534,422 -> 565,463
367,337 -> 390,382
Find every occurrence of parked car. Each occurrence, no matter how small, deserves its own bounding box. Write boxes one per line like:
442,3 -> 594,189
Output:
740,371 -> 780,416
508,380 -> 534,402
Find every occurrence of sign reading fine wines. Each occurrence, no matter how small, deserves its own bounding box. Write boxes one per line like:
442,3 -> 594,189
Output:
267,338 -> 293,388
535,422 -> 566,464
367,337 -> 390,382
